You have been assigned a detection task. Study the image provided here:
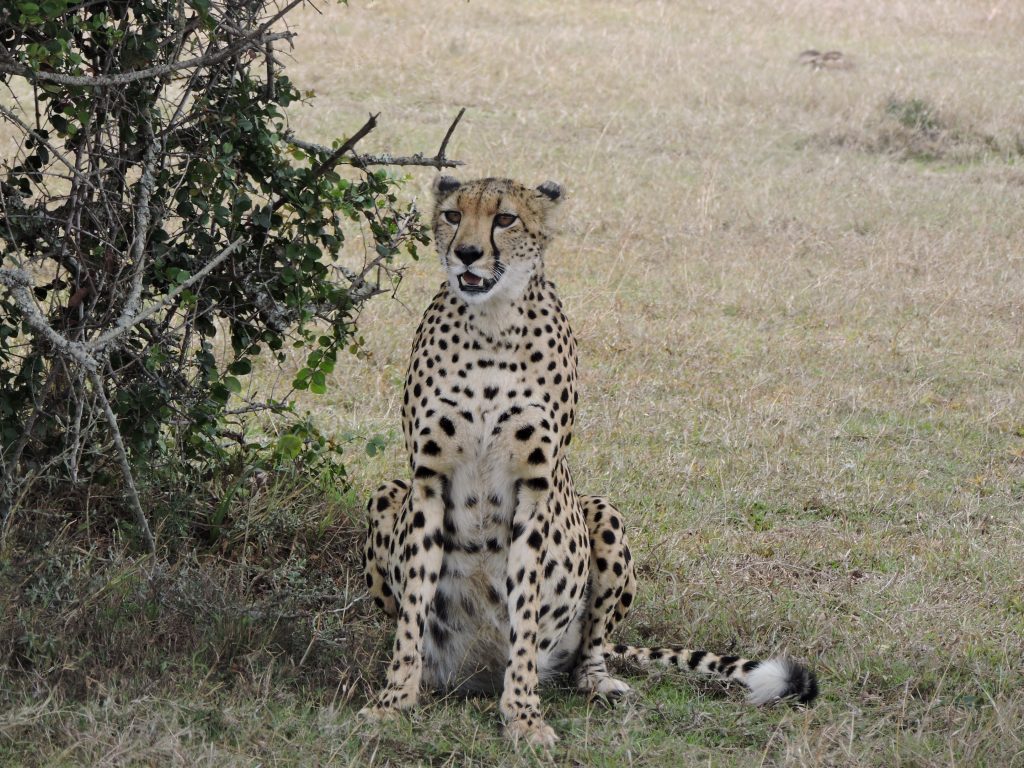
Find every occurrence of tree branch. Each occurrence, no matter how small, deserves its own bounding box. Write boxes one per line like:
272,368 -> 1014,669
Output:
269,112 -> 379,215
0,31 -> 294,87
0,103 -> 94,187
291,142 -> 466,169
88,369 -> 156,554
116,116 -> 159,328
85,235 -> 246,352
434,107 -> 466,169
286,108 -> 468,171
0,268 -> 99,373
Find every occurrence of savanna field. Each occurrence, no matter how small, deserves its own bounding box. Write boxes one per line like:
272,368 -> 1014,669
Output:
3,1 -> 1024,765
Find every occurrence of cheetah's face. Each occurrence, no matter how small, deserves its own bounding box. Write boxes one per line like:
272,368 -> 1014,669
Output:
432,176 -> 562,306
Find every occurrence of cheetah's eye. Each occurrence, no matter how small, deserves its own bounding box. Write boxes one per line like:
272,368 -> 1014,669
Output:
443,210 -> 462,225
494,213 -> 517,228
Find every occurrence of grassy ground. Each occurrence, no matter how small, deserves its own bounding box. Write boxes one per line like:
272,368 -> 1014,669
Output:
4,0 -> 1024,765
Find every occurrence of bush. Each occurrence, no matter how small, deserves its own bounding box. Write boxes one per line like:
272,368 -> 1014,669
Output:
0,0 -> 459,549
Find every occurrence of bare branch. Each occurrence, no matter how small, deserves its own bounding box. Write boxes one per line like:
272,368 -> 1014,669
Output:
0,103 -> 94,187
265,41 -> 276,101
307,112 -> 380,183
0,31 -> 294,87
88,369 -> 156,554
116,117 -> 159,328
286,108 -> 468,170
434,107 -> 466,169
290,139 -> 465,169
0,269 -> 99,373
268,113 -> 379,217
85,235 -> 247,352
356,152 -> 465,169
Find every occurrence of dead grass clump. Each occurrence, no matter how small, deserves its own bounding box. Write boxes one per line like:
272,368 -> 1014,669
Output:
1,543 -> 381,692
816,94 -> 1021,164
0,436 -> 396,761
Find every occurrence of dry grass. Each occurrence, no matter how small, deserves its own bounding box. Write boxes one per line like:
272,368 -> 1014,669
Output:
4,0 -> 1024,765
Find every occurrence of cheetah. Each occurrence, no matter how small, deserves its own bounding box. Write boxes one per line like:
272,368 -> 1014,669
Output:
361,176 -> 818,745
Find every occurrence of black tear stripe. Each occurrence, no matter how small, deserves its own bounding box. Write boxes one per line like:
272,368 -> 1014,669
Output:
487,192 -> 505,260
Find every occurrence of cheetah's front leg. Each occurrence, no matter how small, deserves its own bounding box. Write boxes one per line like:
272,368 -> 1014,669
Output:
359,470 -> 445,720
501,483 -> 557,746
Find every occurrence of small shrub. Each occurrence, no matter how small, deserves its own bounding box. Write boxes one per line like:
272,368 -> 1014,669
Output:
884,96 -> 945,137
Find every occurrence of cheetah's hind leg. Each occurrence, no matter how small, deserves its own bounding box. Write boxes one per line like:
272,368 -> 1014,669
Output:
574,495 -> 636,698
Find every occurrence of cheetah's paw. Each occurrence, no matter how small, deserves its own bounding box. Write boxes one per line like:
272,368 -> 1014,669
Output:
576,670 -> 633,699
505,715 -> 558,747
357,704 -> 402,723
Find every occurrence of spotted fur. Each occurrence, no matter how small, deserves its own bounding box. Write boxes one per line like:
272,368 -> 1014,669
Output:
360,176 -> 817,745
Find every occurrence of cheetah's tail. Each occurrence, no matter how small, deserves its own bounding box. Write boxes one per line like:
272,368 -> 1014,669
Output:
602,644 -> 818,705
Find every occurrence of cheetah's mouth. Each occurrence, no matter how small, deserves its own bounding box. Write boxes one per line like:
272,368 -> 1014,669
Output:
458,272 -> 497,294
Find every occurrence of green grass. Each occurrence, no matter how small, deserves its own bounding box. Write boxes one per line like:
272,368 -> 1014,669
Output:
4,0 -> 1024,764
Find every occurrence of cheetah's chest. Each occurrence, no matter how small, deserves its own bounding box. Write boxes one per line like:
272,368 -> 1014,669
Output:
418,363 -> 580,693
420,386 -> 526,693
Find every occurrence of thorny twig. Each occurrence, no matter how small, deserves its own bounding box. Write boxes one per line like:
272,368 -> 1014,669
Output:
270,112 -> 380,215
287,107 -> 468,171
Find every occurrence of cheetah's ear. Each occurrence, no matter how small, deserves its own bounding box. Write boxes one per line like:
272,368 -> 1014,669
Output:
535,181 -> 563,205
432,175 -> 462,201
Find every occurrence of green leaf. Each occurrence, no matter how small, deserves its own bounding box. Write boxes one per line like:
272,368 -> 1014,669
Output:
223,376 -> 242,394
365,434 -> 387,457
210,383 -> 230,405
277,433 -> 302,460
228,359 -> 252,375
309,370 -> 327,395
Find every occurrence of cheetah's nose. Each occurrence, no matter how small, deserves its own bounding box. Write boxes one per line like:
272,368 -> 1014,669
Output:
454,245 -> 483,266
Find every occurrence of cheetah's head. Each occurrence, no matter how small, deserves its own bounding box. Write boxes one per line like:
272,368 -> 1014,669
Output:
432,176 -> 562,306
